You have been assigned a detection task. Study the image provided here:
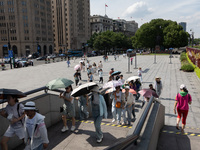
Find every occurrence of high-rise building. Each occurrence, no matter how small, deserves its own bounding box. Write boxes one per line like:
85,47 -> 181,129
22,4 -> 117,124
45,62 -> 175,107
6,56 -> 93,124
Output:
51,0 -> 90,53
179,22 -> 186,32
0,0 -> 54,57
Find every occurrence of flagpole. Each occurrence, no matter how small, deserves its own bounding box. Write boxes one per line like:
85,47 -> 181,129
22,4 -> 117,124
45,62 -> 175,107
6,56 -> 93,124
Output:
105,4 -> 106,15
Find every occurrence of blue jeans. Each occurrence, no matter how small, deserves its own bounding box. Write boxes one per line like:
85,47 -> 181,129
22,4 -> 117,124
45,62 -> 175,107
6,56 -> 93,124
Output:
78,102 -> 89,120
122,105 -> 132,124
33,143 -> 43,150
116,108 -> 122,122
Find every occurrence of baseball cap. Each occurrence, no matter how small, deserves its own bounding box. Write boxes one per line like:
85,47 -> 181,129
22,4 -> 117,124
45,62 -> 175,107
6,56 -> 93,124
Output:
180,84 -> 187,90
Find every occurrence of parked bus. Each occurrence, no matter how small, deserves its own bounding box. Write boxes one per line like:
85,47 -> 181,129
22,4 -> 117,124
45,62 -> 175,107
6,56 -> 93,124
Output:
67,49 -> 84,57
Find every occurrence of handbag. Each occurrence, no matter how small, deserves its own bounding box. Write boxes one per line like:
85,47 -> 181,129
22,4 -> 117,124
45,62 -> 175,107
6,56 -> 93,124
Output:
60,107 -> 64,113
115,102 -> 121,108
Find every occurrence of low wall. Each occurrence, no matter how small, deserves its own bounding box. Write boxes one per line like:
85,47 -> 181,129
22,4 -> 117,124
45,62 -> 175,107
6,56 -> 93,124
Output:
0,93 -> 92,150
126,102 -> 165,150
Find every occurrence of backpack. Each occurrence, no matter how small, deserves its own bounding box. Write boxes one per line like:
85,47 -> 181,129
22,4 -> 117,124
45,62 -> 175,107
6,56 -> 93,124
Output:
17,103 -> 24,125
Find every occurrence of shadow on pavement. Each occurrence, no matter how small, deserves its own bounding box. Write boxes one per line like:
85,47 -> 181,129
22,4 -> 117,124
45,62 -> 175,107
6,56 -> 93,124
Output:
157,125 -> 191,150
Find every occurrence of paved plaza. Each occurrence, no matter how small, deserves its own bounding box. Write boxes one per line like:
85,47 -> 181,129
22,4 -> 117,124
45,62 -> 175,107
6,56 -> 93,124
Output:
1,54 -> 200,149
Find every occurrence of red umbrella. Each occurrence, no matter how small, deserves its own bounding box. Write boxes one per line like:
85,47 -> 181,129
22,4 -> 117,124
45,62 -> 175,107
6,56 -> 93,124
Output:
138,88 -> 158,98
122,89 -> 137,95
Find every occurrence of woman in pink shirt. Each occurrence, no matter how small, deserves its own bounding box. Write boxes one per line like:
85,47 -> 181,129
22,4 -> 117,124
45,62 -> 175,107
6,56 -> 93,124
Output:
174,84 -> 192,133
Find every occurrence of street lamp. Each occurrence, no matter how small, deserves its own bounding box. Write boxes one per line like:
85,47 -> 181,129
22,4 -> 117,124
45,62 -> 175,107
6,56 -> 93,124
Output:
7,23 -> 12,69
154,26 -> 162,64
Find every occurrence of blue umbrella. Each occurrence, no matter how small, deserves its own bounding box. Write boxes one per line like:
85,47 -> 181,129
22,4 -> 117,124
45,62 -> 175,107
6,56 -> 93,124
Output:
111,71 -> 121,76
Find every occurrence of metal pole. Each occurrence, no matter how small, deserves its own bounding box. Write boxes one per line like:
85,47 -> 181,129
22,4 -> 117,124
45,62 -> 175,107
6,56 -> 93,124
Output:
126,55 -> 132,74
154,50 -> 156,64
134,53 -> 137,69
169,49 -> 172,64
7,23 -> 12,69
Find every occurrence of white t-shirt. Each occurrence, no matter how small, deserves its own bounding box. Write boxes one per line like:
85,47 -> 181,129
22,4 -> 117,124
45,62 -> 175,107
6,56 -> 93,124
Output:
5,103 -> 24,128
26,115 -> 36,138
138,70 -> 142,76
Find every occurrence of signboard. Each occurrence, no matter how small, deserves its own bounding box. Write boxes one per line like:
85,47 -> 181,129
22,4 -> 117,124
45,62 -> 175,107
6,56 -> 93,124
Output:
127,52 -> 136,57
8,50 -> 13,58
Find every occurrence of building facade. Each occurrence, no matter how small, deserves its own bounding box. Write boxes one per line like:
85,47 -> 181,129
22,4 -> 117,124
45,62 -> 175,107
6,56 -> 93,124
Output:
90,15 -> 113,35
179,22 -> 186,32
113,19 -> 138,37
51,0 -> 90,53
0,0 -> 54,58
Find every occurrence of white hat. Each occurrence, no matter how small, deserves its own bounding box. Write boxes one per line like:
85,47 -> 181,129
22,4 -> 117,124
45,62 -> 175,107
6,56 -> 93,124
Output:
23,101 -> 36,110
180,84 -> 187,90
125,86 -> 130,89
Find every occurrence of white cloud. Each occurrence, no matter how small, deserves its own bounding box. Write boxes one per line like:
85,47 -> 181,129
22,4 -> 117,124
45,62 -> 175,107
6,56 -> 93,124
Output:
122,1 -> 153,18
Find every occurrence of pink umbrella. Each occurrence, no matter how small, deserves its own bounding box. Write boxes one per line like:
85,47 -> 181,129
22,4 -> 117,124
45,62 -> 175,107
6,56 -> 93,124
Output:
138,88 -> 159,98
74,64 -> 80,71
122,88 -> 137,95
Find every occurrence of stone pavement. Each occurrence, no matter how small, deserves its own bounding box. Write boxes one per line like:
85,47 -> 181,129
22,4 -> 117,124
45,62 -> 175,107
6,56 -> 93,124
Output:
1,54 -> 200,149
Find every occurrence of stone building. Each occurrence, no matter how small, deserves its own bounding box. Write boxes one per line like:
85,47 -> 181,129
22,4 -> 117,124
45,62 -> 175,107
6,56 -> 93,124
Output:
0,0 -> 54,57
90,15 -> 113,35
51,0 -> 90,53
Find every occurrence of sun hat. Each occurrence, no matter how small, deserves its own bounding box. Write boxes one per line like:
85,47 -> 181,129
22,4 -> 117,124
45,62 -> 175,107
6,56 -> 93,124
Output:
155,77 -> 161,79
23,101 -> 36,110
180,84 -> 187,90
125,86 -> 130,89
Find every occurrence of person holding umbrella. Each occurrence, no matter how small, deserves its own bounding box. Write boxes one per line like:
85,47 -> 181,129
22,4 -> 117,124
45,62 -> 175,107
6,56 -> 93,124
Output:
90,86 -> 107,143
0,95 -> 25,150
59,85 -> 76,132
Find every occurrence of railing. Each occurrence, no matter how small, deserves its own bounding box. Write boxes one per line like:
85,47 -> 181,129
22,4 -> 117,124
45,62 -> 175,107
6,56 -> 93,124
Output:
105,96 -> 154,150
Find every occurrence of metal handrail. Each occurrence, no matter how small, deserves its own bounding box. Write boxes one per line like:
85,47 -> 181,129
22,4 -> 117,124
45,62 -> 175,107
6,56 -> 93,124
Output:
105,96 -> 154,150
24,86 -> 48,96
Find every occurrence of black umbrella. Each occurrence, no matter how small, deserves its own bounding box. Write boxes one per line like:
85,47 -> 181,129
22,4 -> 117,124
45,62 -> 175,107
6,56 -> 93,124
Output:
0,88 -> 27,99
71,82 -> 98,97
111,71 -> 121,76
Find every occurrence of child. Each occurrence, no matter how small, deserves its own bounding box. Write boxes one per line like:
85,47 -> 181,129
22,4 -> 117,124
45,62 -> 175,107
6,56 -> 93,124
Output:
74,71 -> 79,86
99,69 -> 103,83
138,67 -> 142,82
67,59 -> 70,67
88,73 -> 93,82
78,94 -> 89,120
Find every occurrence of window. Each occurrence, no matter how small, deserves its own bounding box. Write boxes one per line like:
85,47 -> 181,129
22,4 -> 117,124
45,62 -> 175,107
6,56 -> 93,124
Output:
0,2 -> 5,6
22,1 -> 26,6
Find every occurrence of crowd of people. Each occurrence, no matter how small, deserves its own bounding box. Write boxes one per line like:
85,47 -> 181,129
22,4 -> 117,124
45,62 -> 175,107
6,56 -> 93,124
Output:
0,55 -> 193,149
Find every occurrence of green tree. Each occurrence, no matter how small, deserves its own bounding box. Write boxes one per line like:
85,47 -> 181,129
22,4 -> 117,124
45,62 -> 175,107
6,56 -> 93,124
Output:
87,32 -> 98,49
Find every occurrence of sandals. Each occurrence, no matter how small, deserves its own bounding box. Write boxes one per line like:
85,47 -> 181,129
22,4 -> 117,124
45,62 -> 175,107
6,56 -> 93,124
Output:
176,124 -> 180,130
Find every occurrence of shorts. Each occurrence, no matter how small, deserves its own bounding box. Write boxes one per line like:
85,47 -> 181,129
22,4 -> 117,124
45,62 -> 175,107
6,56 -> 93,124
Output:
62,104 -> 75,118
4,126 -> 25,139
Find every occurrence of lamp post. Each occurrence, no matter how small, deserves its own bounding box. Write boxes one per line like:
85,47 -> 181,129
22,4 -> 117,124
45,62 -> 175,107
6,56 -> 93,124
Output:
154,26 -> 161,64
7,23 -> 12,69
169,48 -> 173,64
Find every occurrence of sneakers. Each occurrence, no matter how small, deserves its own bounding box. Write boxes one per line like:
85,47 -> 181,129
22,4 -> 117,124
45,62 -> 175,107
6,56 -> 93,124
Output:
61,126 -> 68,132
97,135 -> 103,143
71,126 -> 76,131
112,119 -> 116,123
117,121 -> 121,125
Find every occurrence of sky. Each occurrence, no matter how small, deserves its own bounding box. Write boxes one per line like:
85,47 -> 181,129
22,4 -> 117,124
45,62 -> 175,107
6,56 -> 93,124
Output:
90,0 -> 200,38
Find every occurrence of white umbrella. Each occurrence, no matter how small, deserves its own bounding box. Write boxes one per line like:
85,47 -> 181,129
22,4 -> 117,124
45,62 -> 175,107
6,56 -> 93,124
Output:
126,76 -> 140,82
74,64 -> 80,71
103,80 -> 123,89
71,82 -> 98,97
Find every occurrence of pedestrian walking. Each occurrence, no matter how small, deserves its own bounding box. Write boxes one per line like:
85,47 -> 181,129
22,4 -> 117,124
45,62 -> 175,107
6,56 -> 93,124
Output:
66,59 -> 70,67
78,94 -> 89,120
90,86 -> 107,143
23,101 -> 49,150
113,86 -> 124,125
122,86 -> 135,125
174,84 -> 192,134
98,61 -> 103,72
99,69 -> 103,84
59,85 -> 76,132
138,67 -> 142,82
154,77 -> 162,97
88,73 -> 93,82
118,75 -> 125,84
0,95 -> 25,150
74,71 -> 80,86
131,57 -> 133,65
